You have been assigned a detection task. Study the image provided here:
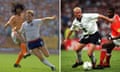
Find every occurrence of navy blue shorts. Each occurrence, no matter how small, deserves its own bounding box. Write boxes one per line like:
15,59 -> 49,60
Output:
27,38 -> 44,50
79,32 -> 101,45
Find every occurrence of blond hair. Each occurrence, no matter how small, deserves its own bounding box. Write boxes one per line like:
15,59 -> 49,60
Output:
73,7 -> 82,12
26,10 -> 34,16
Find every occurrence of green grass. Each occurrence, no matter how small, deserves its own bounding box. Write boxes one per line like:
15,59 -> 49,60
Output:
0,53 -> 59,72
61,50 -> 120,72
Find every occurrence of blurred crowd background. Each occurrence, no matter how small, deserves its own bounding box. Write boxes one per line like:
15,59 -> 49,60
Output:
61,0 -> 120,49
0,0 -> 59,49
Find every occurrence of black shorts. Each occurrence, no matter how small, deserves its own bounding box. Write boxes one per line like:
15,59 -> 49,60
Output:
27,38 -> 44,50
79,32 -> 101,45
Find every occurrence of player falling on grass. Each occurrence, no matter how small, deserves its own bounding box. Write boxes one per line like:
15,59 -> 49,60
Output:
97,8 -> 120,68
4,2 -> 30,68
65,7 -> 114,69
19,10 -> 56,71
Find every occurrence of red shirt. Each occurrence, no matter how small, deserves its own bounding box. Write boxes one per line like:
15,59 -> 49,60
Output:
110,14 -> 120,37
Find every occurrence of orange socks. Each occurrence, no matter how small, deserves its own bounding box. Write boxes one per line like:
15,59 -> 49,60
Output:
15,43 -> 27,64
100,49 -> 106,65
105,54 -> 111,65
20,43 -> 27,55
15,52 -> 23,64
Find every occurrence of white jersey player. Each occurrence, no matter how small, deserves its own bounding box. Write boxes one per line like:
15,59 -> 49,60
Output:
71,13 -> 99,35
66,7 -> 113,69
20,19 -> 43,42
19,10 -> 56,71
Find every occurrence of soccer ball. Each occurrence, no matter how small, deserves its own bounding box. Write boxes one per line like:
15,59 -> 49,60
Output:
83,61 -> 92,70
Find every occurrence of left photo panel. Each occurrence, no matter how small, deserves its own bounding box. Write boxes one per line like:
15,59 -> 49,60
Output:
0,0 -> 59,72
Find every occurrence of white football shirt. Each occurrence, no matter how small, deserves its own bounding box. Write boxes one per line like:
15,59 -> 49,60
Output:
70,13 -> 99,35
20,19 -> 43,41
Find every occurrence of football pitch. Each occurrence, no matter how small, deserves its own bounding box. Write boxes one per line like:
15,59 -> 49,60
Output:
61,50 -> 120,72
0,53 -> 59,72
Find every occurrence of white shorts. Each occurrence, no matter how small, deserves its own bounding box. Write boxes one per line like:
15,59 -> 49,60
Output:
112,35 -> 120,46
113,39 -> 120,46
11,31 -> 20,44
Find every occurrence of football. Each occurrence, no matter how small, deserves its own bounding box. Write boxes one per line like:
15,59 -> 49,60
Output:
83,61 -> 92,70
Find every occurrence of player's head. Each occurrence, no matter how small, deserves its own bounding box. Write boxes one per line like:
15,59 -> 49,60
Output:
11,2 -> 25,15
107,7 -> 115,18
25,10 -> 34,22
73,7 -> 82,19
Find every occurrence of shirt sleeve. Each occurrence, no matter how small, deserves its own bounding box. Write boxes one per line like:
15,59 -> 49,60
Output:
7,16 -> 15,26
83,13 -> 99,20
115,14 -> 120,21
70,24 -> 76,31
70,19 -> 80,31
34,19 -> 43,25
70,21 -> 78,31
89,13 -> 99,19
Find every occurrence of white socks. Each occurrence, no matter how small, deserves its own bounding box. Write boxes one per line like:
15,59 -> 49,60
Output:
41,59 -> 55,67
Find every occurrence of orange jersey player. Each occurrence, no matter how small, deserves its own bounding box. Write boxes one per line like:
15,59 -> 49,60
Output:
5,12 -> 24,32
97,8 -> 120,69
4,2 -> 30,68
110,14 -> 120,37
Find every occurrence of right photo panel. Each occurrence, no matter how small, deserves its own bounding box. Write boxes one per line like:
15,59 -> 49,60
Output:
61,0 -> 120,72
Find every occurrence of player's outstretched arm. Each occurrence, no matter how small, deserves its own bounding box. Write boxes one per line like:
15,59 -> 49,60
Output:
4,16 -> 15,29
41,15 -> 56,21
99,14 -> 114,23
4,23 -> 9,29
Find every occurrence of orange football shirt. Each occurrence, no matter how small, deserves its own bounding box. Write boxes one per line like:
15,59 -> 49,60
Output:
110,14 -> 120,37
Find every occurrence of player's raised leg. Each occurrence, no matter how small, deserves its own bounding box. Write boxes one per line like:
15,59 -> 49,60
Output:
12,31 -> 31,67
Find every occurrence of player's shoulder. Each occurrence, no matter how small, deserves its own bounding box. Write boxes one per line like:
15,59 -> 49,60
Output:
9,15 -> 16,20
114,14 -> 120,21
114,14 -> 120,18
72,18 -> 78,24
33,19 -> 43,24
83,13 -> 99,17
82,13 -> 92,16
